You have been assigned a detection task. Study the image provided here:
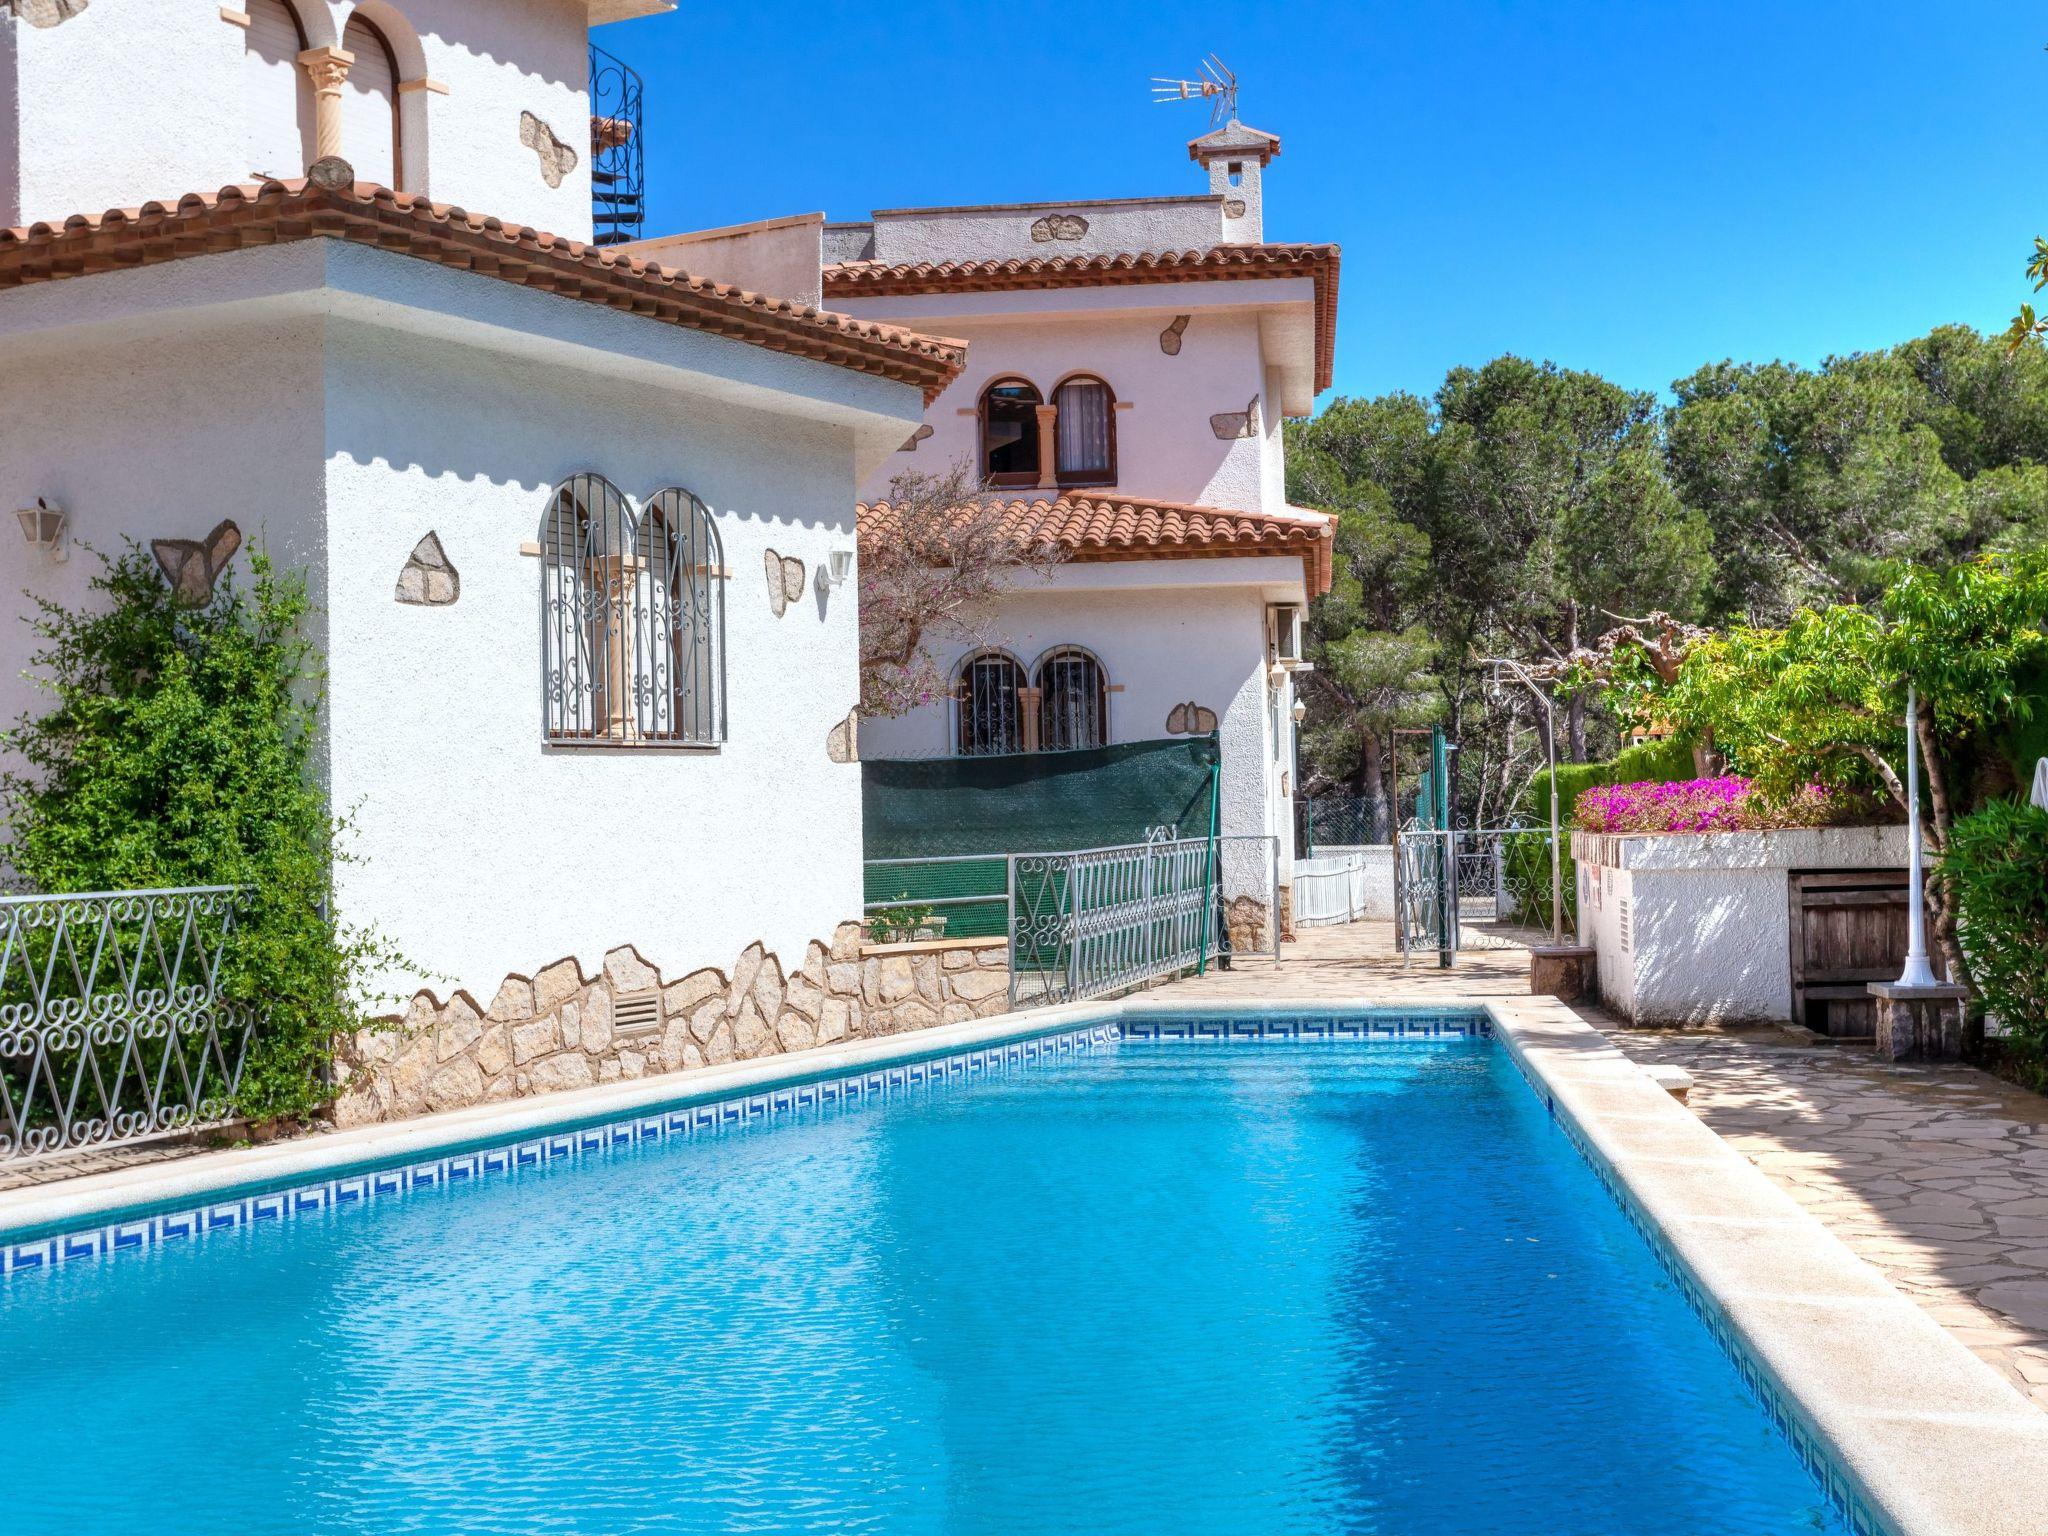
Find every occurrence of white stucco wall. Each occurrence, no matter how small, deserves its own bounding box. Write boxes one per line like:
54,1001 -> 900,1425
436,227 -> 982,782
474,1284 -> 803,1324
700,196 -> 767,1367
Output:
322,317 -> 864,999
845,295 -> 1290,517
0,314 -> 330,754
1574,826 -> 1913,1026
865,195 -> 1225,265
0,233 -> 928,1009
2,0 -> 599,239
856,558 -> 1300,894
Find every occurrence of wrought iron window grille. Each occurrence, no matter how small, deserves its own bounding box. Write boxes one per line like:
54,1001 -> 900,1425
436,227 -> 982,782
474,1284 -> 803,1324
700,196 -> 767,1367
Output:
540,474 -> 727,748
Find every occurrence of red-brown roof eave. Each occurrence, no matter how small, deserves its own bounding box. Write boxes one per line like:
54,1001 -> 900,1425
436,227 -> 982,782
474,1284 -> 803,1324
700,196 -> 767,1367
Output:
824,243 -> 1339,396
858,491 -> 1334,597
0,174 -> 968,404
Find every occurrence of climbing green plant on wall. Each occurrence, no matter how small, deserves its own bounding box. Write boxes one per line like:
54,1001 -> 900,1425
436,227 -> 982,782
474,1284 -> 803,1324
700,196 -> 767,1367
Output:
1,544 -> 403,1121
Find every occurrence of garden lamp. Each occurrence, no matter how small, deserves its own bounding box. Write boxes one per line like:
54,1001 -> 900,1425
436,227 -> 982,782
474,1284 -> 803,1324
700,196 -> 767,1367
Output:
14,497 -> 67,562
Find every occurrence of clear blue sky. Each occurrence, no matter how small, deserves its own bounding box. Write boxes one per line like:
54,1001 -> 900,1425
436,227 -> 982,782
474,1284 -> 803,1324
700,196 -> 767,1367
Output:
607,1 -> 2045,408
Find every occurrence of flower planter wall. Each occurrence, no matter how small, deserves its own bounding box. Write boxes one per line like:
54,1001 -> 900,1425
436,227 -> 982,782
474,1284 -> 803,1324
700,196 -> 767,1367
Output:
1572,825 -> 1912,1027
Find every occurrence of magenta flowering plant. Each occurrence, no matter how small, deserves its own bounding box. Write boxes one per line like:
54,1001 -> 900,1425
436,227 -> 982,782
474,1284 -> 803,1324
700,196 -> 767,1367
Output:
1573,776 -> 1835,835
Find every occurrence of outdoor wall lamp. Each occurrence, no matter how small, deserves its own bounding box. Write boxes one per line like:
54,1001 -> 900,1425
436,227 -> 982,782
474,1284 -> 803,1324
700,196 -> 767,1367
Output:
827,548 -> 854,588
1291,700 -> 1307,725
14,498 -> 67,563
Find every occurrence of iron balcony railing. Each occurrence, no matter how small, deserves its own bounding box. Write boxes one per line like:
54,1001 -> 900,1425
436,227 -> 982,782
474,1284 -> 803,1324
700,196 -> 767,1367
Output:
0,885 -> 256,1160
589,43 -> 645,247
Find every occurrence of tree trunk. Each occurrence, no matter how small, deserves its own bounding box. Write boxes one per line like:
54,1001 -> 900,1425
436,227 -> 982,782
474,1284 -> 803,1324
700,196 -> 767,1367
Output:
1359,730 -> 1387,842
1915,702 -> 1977,995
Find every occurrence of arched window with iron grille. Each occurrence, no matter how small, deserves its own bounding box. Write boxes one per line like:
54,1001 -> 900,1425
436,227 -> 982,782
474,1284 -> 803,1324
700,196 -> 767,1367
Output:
642,487 -> 725,744
1037,646 -> 1107,751
956,651 -> 1026,756
539,475 -> 724,746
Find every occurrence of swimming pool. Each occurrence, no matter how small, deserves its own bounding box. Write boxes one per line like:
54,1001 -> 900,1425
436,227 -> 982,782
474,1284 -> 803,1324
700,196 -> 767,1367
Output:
4,1011 -> 1851,1535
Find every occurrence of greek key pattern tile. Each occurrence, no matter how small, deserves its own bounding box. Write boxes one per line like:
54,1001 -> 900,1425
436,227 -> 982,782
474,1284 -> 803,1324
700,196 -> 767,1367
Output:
1119,1011 -> 1488,1041
1,1023 -> 1120,1279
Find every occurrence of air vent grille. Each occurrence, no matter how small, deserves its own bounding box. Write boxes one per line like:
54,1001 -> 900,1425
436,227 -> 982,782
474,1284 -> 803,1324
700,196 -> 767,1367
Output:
613,989 -> 663,1038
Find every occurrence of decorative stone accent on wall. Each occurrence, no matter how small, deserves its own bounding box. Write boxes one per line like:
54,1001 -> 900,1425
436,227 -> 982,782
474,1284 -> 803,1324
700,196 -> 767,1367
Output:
899,424 -> 934,452
1223,198 -> 1247,219
1165,700 -> 1218,735
9,0 -> 88,27
151,519 -> 241,607
519,111 -> 579,188
328,930 -> 1014,1128
825,708 -> 860,763
1159,315 -> 1190,355
394,532 -> 459,606
1225,895 -> 1269,955
1029,213 -> 1088,242
1209,396 -> 1261,440
763,550 -> 806,616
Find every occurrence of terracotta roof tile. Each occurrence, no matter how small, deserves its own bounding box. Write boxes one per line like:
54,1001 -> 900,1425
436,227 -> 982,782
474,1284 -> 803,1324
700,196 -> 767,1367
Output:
824,243 -> 1339,394
858,491 -> 1334,595
0,169 -> 967,403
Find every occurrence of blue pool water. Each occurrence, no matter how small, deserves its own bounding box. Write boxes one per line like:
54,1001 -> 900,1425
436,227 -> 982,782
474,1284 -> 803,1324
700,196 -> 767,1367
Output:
3,1030 -> 1848,1535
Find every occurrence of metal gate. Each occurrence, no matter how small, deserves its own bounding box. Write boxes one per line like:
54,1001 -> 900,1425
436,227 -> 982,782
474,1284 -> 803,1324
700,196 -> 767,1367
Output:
1395,828 -> 1559,961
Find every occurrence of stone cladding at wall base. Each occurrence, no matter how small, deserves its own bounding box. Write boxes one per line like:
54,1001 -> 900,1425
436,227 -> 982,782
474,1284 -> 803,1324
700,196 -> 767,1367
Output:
330,928 -> 1012,1128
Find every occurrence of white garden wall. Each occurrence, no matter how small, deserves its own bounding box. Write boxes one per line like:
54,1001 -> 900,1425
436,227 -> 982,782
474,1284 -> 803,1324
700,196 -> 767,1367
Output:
1574,826 -> 1913,1026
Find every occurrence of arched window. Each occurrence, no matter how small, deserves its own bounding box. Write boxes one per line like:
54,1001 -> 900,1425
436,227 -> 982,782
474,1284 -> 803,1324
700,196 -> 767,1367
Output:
642,487 -> 725,745
243,0 -> 315,180
539,475 -> 725,747
981,379 -> 1043,487
340,15 -> 400,189
1053,376 -> 1115,487
1037,647 -> 1107,751
957,651 -> 1026,756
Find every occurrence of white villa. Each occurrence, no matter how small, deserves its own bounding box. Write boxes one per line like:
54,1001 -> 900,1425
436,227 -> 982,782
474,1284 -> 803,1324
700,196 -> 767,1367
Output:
660,121 -> 1341,932
0,0 -> 975,1120
829,122 -> 1339,928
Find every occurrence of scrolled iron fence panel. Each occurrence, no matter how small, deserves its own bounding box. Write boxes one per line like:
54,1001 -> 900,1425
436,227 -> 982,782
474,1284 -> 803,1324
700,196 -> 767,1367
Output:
0,885 -> 256,1160
1009,835 -> 1213,1006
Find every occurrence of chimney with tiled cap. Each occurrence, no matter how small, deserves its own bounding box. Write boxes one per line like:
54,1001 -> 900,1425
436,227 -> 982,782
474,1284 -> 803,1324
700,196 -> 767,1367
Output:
1188,119 -> 1280,244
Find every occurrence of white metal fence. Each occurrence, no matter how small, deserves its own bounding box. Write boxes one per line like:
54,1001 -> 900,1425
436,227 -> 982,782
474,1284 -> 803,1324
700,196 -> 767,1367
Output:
1292,845 -> 1395,926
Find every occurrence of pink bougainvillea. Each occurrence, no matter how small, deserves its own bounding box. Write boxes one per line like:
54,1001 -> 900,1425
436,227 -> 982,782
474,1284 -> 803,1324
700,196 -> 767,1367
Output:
1573,776 -> 1834,835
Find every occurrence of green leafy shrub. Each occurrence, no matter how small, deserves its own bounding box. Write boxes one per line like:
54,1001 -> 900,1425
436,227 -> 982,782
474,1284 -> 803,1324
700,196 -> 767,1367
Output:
2,545 -> 402,1121
1943,799 -> 2048,1062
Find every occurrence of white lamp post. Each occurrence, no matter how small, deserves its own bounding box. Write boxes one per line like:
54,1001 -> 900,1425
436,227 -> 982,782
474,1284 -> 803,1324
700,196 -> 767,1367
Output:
1895,683 -> 1939,989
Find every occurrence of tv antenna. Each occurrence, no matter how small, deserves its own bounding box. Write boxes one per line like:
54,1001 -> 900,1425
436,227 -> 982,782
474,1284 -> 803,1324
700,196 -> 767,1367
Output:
1150,56 -> 1239,128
